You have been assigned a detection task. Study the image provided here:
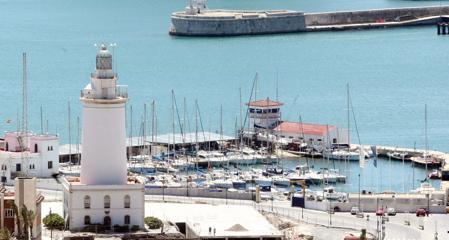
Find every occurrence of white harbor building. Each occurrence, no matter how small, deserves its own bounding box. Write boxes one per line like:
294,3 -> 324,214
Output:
62,45 -> 144,231
246,98 -> 349,148
0,132 -> 59,185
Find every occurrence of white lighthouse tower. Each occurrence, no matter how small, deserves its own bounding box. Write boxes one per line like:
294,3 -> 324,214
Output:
62,45 -> 144,231
80,44 -> 128,185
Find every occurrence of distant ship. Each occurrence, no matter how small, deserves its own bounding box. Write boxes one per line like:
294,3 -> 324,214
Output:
169,0 -> 306,36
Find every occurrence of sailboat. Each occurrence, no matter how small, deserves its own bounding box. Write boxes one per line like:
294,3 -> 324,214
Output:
410,105 -> 442,168
326,84 -> 367,161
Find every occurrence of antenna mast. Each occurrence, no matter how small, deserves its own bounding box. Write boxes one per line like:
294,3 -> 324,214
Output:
22,53 -> 28,135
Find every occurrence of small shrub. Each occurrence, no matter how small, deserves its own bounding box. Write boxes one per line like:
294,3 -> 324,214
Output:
42,213 -> 64,230
144,217 -> 163,229
113,224 -> 129,233
130,225 -> 140,232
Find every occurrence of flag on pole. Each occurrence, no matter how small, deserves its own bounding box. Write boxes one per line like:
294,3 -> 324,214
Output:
359,145 -> 365,168
371,145 -> 377,168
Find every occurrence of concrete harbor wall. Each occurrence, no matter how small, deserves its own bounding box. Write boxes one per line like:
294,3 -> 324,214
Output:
304,193 -> 447,214
305,5 -> 449,27
145,187 -> 254,200
170,11 -> 306,36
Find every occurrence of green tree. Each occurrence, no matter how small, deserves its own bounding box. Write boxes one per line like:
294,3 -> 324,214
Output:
20,205 -> 35,239
43,213 -> 64,230
360,228 -> 367,240
12,203 -> 22,239
0,228 -> 12,240
144,217 -> 163,229
20,206 -> 29,240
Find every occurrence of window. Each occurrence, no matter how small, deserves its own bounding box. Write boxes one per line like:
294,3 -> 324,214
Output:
103,216 -> 111,226
48,161 -> 53,169
84,195 -> 91,209
333,138 -> 337,144
124,195 -> 130,208
124,215 -> 130,225
47,146 -> 50,151
16,164 -> 21,172
249,108 -> 255,113
104,195 -> 111,209
84,215 -> 91,225
1,165 -> 6,171
5,142 -> 8,151
29,164 -> 35,170
5,209 -> 13,218
34,144 -> 38,153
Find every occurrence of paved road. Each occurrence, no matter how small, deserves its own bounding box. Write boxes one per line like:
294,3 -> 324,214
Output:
146,195 -> 448,240
36,189 -> 448,240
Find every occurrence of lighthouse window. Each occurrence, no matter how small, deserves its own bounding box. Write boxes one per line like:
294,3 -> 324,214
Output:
104,195 -> 111,209
34,144 -> 38,153
48,161 -> 53,169
124,215 -> 130,225
84,195 -> 91,209
124,195 -> 130,208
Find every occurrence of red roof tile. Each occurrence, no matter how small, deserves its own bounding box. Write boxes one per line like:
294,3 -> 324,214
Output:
273,121 -> 336,136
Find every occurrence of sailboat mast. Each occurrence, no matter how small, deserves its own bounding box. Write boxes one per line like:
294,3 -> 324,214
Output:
425,104 -> 428,174
144,103 -> 147,155
40,105 -> 43,135
195,99 -> 199,171
171,91 -> 176,159
22,53 -> 28,135
68,101 -> 72,165
347,83 -> 350,147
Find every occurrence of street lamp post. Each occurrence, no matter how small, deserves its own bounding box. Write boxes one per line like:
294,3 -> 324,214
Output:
358,173 -> 361,210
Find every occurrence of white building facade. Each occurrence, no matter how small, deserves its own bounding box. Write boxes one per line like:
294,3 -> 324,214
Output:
273,121 -> 349,150
246,99 -> 282,132
0,132 -> 59,185
62,45 -> 144,231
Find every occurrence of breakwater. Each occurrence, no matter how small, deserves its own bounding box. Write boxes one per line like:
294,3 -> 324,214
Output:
305,5 -> 449,31
170,5 -> 449,36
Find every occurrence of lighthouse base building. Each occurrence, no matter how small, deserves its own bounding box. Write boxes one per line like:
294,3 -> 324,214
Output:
62,178 -> 144,230
62,45 -> 144,231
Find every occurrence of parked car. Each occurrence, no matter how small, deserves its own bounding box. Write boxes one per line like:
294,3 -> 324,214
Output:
387,207 -> 396,216
416,208 -> 428,217
350,206 -> 360,215
376,208 -> 384,216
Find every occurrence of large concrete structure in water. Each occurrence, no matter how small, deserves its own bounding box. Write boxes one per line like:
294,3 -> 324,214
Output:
62,45 -> 144,231
170,0 -> 306,36
170,2 -> 449,36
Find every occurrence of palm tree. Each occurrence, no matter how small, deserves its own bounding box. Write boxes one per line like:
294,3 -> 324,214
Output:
25,210 -> 35,240
12,203 -> 22,239
0,228 -> 12,240
20,206 -> 29,240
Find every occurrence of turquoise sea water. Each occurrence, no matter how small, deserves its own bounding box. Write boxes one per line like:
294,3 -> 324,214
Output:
1,0 -> 449,156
